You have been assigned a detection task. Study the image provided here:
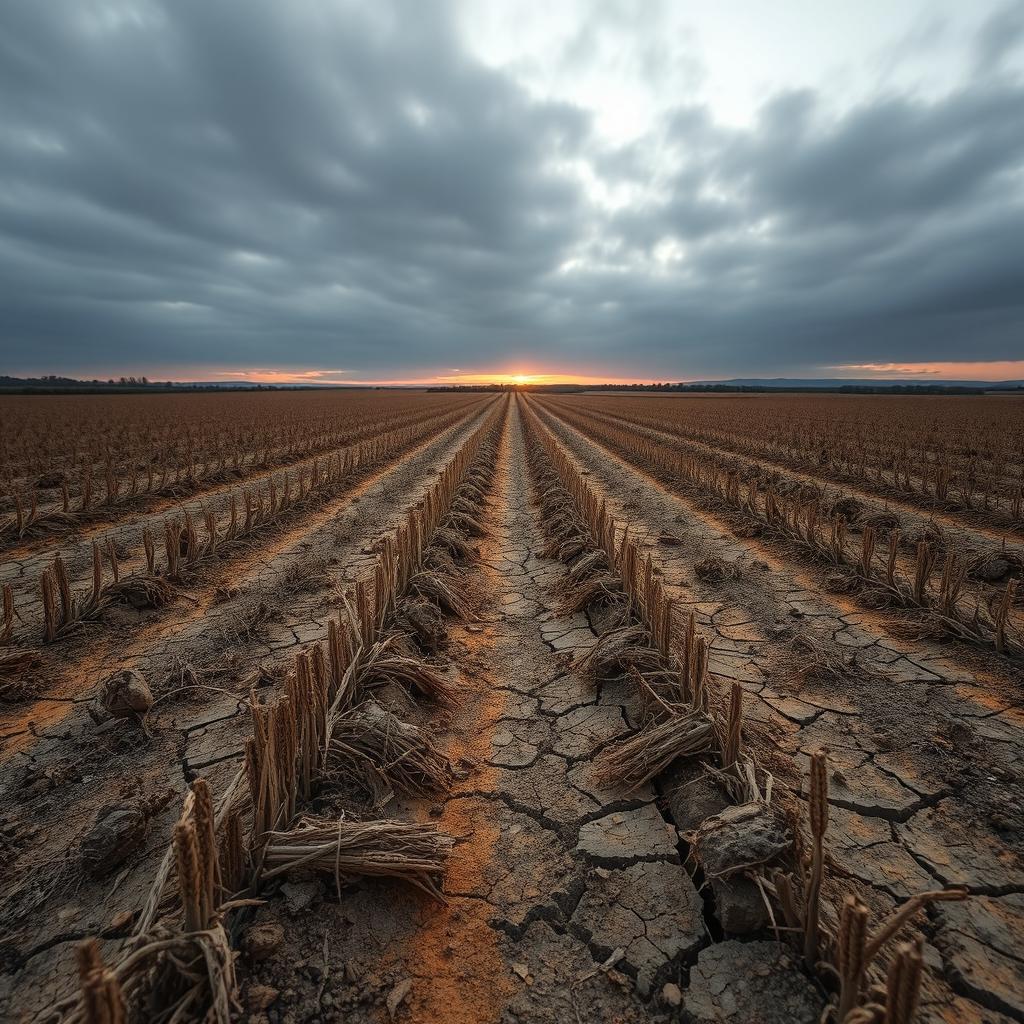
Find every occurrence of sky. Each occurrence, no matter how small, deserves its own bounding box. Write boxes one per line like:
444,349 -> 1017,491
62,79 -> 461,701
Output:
1,0 -> 1023,385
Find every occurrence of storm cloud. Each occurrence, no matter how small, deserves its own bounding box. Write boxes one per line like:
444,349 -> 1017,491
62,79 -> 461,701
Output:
0,0 -> 1022,380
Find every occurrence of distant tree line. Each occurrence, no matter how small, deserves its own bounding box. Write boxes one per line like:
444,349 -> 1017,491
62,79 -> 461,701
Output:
0,375 -> 307,394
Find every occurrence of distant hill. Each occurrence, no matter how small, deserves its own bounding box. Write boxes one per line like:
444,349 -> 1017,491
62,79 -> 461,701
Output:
692,377 -> 1024,390
573,378 -> 1024,394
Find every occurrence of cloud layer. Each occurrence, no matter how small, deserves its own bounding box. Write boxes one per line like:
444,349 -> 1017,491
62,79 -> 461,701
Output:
1,0 -> 1022,380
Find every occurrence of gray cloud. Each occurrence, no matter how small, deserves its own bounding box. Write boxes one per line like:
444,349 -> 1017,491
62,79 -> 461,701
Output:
0,0 -> 1022,380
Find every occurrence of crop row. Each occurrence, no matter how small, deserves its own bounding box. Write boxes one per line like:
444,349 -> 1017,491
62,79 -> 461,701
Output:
521,397 -> 959,1024
550,394 -> 1024,525
533,398 -> 1022,660
1,400 -> 487,654
0,394 -> 483,546
48,397 -> 507,1023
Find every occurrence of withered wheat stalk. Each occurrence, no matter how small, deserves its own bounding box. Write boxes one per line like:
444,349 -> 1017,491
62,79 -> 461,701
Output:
804,749 -> 828,970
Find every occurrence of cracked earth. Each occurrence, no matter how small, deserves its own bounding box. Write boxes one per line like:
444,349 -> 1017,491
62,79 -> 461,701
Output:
2,393 -> 1021,1024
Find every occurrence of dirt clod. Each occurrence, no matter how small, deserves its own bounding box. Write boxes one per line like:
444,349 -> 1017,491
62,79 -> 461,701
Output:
97,668 -> 153,718
691,802 -> 791,880
245,984 -> 280,1011
80,803 -> 147,876
684,941 -> 823,1023
386,977 -> 412,1017
661,982 -> 682,1008
243,923 -> 285,962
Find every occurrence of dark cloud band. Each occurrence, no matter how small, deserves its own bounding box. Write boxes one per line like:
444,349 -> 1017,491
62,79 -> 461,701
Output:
0,0 -> 1022,379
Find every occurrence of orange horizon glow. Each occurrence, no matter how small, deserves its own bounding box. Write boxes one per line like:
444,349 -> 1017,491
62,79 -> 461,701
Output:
37,359 -> 1024,387
828,360 -> 1024,379
205,367 -> 661,387
192,359 -> 1024,386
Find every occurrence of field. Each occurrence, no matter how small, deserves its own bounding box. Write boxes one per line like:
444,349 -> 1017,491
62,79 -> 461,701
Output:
0,389 -> 1021,1024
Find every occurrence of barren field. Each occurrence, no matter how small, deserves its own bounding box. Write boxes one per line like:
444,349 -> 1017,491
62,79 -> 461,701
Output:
1,390 -> 1021,1024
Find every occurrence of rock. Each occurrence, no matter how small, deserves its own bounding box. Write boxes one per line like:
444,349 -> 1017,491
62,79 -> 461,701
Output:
692,802 -> 791,880
386,978 -> 412,1018
81,804 -> 147,876
281,879 -> 323,914
98,669 -> 153,719
662,760 -> 729,832
242,923 -> 284,961
684,941 -> 823,1023
661,982 -> 682,1008
973,557 -> 1010,582
713,875 -> 770,934
246,984 -> 279,1012
511,963 -> 533,985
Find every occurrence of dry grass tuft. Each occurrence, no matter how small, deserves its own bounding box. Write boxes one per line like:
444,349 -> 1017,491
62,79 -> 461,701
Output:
104,574 -> 175,610
693,555 -> 739,583
580,623 -> 664,680
593,700 -> 714,791
789,633 -> 853,679
410,569 -> 473,618
356,631 -> 454,703
557,571 -> 625,615
328,699 -> 455,803
431,526 -> 474,562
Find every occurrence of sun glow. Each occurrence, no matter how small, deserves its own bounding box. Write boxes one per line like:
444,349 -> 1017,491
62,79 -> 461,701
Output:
119,366 -> 667,387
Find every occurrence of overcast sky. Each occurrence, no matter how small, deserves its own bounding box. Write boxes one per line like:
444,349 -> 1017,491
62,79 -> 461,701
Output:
1,0 -> 1023,383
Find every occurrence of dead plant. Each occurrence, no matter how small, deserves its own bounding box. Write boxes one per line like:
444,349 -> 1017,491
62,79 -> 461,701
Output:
328,699 -> 455,803
593,696 -> 714,791
261,815 -> 453,901
580,623 -> 663,680
358,637 -> 453,703
410,568 -> 473,618
693,555 -> 739,583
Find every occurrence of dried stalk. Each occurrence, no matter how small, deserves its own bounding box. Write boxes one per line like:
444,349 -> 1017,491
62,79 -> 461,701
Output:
261,815 -> 453,901
804,749 -> 828,971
